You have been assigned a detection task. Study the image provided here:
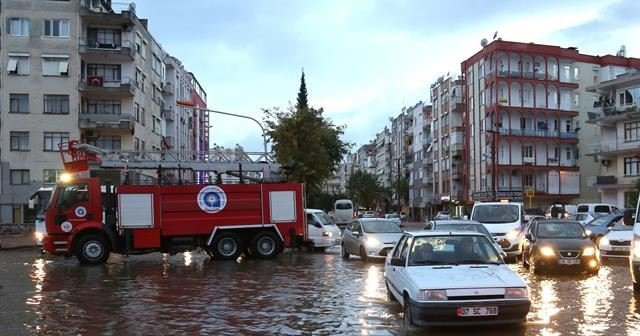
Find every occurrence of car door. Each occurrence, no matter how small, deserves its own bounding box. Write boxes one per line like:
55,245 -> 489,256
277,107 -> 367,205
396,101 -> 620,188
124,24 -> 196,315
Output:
344,221 -> 359,253
351,221 -> 364,250
386,235 -> 408,284
386,235 -> 412,299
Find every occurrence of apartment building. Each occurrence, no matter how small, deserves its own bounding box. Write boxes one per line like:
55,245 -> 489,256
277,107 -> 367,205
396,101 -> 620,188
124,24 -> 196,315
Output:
461,40 -> 640,206
407,101 -> 427,220
422,105 -> 434,215
430,76 -> 465,209
0,0 -> 206,223
586,69 -> 640,207
374,127 -> 392,188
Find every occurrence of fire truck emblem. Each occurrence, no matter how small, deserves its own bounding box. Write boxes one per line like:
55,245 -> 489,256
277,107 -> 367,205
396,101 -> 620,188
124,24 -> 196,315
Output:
197,186 -> 227,213
75,206 -> 87,218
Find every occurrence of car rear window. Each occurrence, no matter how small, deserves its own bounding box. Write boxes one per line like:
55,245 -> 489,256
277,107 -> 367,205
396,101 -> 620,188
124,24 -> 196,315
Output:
336,203 -> 352,210
594,205 -> 610,213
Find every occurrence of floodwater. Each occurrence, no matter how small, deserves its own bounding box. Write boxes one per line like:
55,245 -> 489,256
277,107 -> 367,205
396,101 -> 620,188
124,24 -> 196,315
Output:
1,248 -> 640,335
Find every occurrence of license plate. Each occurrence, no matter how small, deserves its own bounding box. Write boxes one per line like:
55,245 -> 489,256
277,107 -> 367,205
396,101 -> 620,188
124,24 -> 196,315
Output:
612,247 -> 628,251
559,259 -> 580,265
457,306 -> 498,317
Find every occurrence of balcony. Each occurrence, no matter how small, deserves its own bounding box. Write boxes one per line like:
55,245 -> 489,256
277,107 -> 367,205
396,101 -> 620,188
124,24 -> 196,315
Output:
79,39 -> 134,61
80,3 -> 136,26
162,109 -> 175,121
79,77 -> 135,96
596,175 -> 618,185
164,136 -> 176,148
586,104 -> 640,126
162,82 -> 175,96
79,112 -> 135,130
498,128 -> 578,140
451,166 -> 463,180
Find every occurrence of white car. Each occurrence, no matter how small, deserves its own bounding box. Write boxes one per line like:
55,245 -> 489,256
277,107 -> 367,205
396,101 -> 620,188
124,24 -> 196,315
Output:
567,212 -> 600,225
599,221 -> 634,260
362,211 -> 376,218
384,213 -> 402,226
341,218 -> 404,261
384,231 -> 531,327
306,209 -> 342,251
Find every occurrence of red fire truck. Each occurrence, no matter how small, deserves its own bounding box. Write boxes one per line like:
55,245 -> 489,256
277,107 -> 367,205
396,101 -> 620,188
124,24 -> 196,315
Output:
42,141 -> 307,264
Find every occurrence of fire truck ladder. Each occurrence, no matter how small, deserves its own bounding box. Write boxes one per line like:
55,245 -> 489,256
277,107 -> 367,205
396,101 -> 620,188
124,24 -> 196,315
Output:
59,142 -> 283,178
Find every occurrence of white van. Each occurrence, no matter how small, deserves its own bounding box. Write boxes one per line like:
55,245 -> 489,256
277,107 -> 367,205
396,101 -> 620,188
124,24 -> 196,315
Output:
470,202 -> 525,259
306,209 -> 342,250
576,203 -> 618,215
334,199 -> 354,229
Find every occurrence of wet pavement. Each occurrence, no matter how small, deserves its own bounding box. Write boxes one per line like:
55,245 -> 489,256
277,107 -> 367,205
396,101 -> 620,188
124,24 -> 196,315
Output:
1,247 -> 640,335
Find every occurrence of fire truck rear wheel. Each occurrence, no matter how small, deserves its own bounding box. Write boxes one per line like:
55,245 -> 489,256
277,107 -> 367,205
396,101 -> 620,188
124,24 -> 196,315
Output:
251,231 -> 282,259
75,234 -> 110,265
211,232 -> 243,260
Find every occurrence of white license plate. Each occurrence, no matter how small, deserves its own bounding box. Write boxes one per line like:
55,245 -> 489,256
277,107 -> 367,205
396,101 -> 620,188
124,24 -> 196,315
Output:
612,247 -> 628,251
559,259 -> 580,265
457,306 -> 498,317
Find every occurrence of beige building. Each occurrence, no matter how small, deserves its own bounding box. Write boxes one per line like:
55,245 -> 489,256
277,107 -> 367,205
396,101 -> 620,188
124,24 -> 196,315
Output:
0,0 -> 207,223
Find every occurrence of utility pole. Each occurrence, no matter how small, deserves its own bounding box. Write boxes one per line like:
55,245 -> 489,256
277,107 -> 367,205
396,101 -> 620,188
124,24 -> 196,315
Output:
486,119 -> 501,202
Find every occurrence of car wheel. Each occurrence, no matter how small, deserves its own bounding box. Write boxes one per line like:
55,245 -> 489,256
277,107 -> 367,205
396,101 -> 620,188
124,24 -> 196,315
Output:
529,255 -> 540,275
403,293 -> 414,327
359,246 -> 368,262
386,281 -> 397,302
250,231 -> 282,259
341,243 -> 350,259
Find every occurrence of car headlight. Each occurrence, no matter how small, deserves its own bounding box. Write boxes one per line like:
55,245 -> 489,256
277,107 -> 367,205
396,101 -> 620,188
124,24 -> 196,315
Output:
35,231 -> 44,242
505,287 -> 528,299
322,231 -> 333,238
505,229 -> 520,240
582,247 -> 596,256
585,229 -> 592,236
417,289 -> 448,301
599,237 -> 609,246
365,237 -> 381,248
540,246 -> 555,256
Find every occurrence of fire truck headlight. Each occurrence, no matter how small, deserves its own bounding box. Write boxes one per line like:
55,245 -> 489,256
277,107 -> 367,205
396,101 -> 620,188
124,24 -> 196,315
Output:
59,173 -> 72,183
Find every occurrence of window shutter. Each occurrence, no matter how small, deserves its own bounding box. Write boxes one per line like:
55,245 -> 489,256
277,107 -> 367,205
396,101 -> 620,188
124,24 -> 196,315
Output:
7,58 -> 18,72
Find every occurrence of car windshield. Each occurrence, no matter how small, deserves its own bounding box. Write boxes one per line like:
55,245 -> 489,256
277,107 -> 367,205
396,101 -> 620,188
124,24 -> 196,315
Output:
362,220 -> 403,233
315,212 -> 335,225
434,224 -> 490,237
408,235 -> 503,266
611,222 -> 633,231
472,204 -> 519,223
537,222 -> 585,238
586,215 -> 616,226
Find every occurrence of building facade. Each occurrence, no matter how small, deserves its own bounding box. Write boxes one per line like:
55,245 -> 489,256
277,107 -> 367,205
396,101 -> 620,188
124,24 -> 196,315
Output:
461,40 -> 640,207
0,0 -> 205,223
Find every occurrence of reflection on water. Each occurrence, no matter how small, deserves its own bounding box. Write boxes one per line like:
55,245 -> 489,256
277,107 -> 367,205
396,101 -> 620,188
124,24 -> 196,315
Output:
0,249 -> 638,335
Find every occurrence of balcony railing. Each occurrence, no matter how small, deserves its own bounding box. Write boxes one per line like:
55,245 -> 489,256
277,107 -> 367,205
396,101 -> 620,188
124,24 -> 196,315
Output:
79,39 -> 134,59
79,76 -> 135,96
588,139 -> 640,156
79,112 -> 135,130
596,176 -> 618,185
498,128 -> 577,139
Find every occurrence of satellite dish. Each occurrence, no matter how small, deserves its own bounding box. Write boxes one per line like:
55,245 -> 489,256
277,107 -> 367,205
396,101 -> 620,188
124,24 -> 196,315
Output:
481,38 -> 488,47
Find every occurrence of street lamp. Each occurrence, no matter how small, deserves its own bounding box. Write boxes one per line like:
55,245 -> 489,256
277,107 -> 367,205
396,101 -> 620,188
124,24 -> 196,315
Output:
176,101 -> 269,157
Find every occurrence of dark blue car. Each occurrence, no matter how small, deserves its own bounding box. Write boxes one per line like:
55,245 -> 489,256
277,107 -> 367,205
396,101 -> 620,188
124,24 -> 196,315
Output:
583,214 -> 623,242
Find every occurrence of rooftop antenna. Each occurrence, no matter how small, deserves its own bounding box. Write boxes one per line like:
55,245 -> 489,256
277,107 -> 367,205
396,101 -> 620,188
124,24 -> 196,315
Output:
493,31 -> 499,40
480,38 -> 488,47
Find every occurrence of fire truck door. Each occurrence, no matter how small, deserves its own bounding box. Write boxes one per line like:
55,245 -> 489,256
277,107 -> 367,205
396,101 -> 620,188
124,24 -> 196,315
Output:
55,183 -> 92,229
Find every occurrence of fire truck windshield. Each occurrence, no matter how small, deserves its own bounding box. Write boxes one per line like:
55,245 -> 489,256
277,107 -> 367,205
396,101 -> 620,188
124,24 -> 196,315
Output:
57,184 -> 89,209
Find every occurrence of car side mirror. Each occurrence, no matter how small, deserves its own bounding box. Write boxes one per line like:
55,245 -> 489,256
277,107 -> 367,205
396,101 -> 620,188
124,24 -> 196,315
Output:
624,209 -> 634,226
390,258 -> 405,266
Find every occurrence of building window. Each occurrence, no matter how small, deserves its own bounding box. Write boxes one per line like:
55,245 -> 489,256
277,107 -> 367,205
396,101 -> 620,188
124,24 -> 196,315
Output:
43,169 -> 65,184
9,94 -> 29,113
152,116 -> 161,134
10,132 -> 29,151
43,95 -> 70,114
89,136 -> 121,150
624,157 -> 640,176
87,64 -> 121,82
142,40 -> 148,58
9,18 -> 30,36
573,67 -> 579,80
522,145 -> 534,158
523,174 -> 534,187
44,132 -> 70,151
7,55 -> 30,75
625,121 -> 640,142
134,103 -> 140,122
566,147 -> 572,160
44,19 -> 70,37
152,54 -> 162,75
141,107 -> 146,126
86,100 -> 121,114
10,170 -> 30,185
42,56 -> 69,76
134,137 -> 141,151
87,28 -> 121,47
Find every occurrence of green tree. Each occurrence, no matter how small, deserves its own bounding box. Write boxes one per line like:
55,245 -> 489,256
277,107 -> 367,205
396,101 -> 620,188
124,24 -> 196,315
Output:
625,178 -> 640,208
391,176 -> 410,208
346,170 -> 383,210
264,71 -> 351,197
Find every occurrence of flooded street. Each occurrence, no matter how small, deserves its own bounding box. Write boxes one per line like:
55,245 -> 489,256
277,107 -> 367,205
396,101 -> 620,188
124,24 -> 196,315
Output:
2,247 -> 640,335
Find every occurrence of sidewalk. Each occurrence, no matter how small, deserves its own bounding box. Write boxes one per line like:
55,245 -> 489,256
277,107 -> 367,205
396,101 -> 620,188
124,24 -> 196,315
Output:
0,233 -> 37,250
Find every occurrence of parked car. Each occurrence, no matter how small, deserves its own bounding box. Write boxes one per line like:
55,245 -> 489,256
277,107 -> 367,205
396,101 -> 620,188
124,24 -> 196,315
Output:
521,220 -> 600,275
424,220 -> 506,258
362,210 -> 376,218
583,213 -> 623,243
384,231 -> 531,326
306,209 -> 342,251
342,218 -> 404,261
525,215 -> 546,225
599,221 -> 634,260
384,213 -> 402,226
433,211 -> 450,220
567,212 -> 601,225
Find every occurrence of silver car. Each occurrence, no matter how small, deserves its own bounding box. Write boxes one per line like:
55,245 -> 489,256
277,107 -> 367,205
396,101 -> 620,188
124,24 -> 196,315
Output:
342,218 -> 404,261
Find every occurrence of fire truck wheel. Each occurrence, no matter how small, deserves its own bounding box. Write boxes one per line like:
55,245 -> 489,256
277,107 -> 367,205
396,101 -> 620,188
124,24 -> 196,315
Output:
211,232 -> 243,260
251,231 -> 282,259
75,234 -> 110,265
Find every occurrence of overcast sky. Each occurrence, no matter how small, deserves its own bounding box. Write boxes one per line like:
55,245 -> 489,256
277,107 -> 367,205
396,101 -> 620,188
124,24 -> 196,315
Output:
131,0 -> 640,153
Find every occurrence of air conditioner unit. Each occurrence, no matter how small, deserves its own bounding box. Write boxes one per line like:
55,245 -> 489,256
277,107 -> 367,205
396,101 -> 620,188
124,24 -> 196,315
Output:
87,76 -> 104,86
